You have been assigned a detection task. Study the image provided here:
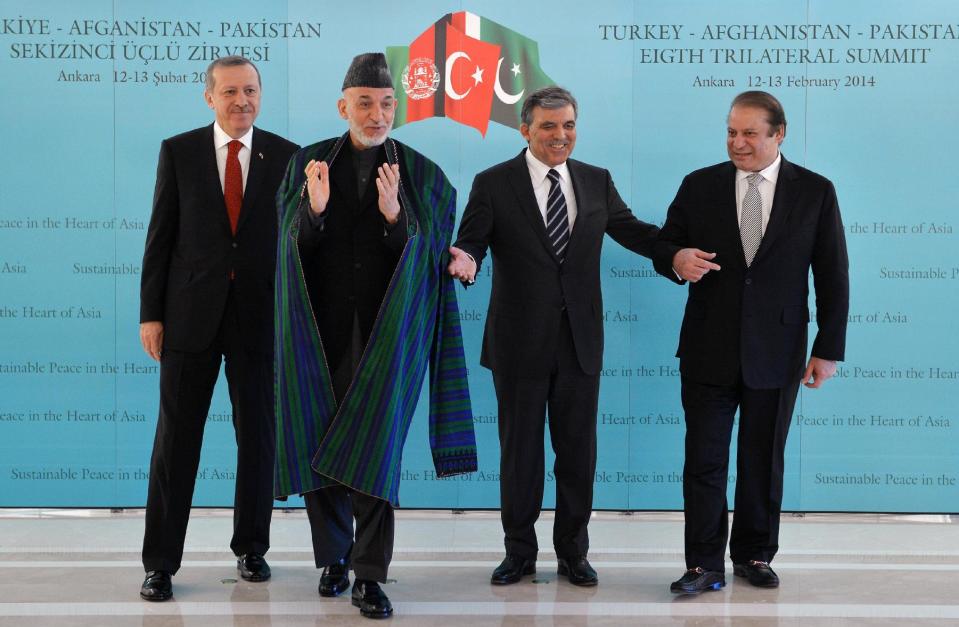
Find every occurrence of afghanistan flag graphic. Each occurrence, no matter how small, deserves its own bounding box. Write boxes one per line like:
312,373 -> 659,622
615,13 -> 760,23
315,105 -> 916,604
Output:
386,11 -> 556,136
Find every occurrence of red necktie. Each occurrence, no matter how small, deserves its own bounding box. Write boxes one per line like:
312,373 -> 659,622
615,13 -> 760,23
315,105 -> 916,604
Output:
224,140 -> 243,234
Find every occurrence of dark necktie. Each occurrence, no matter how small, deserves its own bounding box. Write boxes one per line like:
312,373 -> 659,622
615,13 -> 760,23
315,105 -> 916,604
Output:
224,140 -> 243,234
546,168 -> 570,262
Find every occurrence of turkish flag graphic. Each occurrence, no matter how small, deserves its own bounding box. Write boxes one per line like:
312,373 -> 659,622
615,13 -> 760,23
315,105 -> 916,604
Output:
443,24 -> 500,136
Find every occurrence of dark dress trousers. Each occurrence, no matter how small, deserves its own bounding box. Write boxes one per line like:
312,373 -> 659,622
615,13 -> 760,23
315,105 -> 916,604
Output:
653,156 -> 849,571
140,124 -> 298,574
455,149 -> 668,560
297,143 -> 406,583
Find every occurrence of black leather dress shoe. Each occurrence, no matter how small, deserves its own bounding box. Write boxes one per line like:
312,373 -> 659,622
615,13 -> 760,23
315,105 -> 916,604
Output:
733,560 -> 780,588
237,553 -> 271,582
319,560 -> 350,597
140,570 -> 172,601
557,556 -> 598,586
351,580 -> 393,619
670,567 -> 726,594
490,555 -> 536,585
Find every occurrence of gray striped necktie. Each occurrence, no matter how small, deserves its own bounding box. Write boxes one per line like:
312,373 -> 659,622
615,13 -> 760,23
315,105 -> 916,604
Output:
546,168 -> 570,262
741,172 -> 763,266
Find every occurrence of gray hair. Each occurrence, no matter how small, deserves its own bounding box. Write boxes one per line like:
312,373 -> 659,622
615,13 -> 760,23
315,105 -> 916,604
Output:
520,86 -> 578,126
205,55 -> 261,91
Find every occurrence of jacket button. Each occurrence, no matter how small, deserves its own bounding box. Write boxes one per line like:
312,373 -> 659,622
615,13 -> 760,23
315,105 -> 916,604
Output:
354,262 -> 362,269
232,242 -> 238,249
744,278 -> 752,285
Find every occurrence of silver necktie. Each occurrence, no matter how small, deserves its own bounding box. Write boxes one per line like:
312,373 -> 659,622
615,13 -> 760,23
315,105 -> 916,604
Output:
741,172 -> 763,266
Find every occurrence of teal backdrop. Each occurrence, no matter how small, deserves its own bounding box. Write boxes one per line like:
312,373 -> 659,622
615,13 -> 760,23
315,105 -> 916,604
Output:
1,0 -> 957,511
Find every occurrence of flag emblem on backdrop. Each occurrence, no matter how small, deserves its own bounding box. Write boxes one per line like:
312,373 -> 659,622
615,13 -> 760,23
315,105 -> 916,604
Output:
402,58 -> 440,100
386,11 -> 557,136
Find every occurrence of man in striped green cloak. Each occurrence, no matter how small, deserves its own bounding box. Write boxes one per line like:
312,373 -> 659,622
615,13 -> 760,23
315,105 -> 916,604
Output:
274,53 -> 477,619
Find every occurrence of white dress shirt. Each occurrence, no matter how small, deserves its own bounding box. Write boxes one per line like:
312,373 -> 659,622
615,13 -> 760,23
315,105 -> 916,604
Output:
735,153 -> 781,235
213,122 -> 253,193
525,149 -> 578,231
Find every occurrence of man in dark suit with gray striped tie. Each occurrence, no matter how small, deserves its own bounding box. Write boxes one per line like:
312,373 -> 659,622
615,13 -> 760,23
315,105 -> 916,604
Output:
450,86 -> 670,587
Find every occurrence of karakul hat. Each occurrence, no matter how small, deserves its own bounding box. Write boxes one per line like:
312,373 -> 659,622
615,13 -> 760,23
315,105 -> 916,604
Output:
342,52 -> 393,90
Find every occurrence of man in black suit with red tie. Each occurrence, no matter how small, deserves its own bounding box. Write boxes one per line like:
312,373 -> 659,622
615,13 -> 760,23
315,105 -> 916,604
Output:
654,91 -> 849,594
449,86 -> 669,587
138,55 -> 298,601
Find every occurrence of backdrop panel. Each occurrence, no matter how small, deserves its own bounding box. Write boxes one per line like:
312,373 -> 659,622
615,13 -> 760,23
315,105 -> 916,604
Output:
1,0 -> 956,511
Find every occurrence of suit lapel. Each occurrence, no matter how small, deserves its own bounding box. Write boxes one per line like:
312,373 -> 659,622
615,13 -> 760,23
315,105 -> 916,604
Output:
718,162 -> 745,267
752,156 -> 797,264
236,127 -> 267,234
507,150 -> 561,264
201,124 -> 233,236
564,160 -> 589,264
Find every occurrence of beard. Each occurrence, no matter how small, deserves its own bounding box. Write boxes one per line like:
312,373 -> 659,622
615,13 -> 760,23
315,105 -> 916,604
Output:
348,118 -> 391,148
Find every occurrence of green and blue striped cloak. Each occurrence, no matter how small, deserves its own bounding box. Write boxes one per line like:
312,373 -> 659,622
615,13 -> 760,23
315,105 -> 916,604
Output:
274,133 -> 477,505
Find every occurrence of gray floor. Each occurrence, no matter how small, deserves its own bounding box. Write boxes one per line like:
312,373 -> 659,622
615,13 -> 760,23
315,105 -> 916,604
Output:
1,508 -> 957,625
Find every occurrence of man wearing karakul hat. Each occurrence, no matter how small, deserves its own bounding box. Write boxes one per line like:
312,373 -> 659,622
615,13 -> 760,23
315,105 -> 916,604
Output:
273,52 -> 478,619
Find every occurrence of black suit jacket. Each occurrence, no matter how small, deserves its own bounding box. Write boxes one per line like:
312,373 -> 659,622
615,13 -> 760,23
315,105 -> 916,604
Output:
653,156 -> 849,389
140,124 -> 299,354
455,149 -> 667,377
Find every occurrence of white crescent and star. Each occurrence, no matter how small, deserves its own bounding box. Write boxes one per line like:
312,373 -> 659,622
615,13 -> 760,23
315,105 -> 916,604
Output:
494,57 -> 524,105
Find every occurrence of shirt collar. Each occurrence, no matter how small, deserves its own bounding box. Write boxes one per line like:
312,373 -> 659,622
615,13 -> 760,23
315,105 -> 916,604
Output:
213,122 -> 253,151
525,148 -> 570,184
736,152 -> 782,185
